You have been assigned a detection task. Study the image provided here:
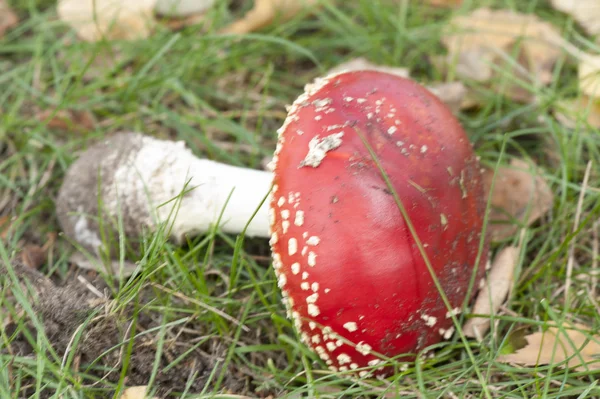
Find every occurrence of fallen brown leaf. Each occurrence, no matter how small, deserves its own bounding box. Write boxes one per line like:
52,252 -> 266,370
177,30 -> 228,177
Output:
426,81 -> 468,114
484,159 -> 554,241
70,251 -> 139,276
463,246 -> 520,339
326,57 -> 410,78
555,95 -> 600,129
21,233 -> 56,270
57,0 -> 156,42
120,386 -> 159,399
21,244 -> 47,270
0,0 -> 18,38
155,0 -> 214,17
441,8 -> 564,100
326,58 -> 471,112
220,0 -> 319,34
160,12 -> 210,30
498,324 -> 600,371
37,109 -> 95,132
61,46 -> 126,82
425,0 -> 462,7
579,53 -> 600,98
550,0 -> 600,37
0,214 -> 10,239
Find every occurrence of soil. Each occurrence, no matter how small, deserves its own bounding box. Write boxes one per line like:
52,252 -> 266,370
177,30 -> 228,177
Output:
3,261 -> 257,398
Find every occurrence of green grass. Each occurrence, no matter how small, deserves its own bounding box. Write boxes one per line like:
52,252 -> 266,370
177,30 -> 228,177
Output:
1,0 -> 600,397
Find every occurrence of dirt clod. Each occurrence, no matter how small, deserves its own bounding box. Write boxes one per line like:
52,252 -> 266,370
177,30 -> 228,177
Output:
3,261 -> 247,398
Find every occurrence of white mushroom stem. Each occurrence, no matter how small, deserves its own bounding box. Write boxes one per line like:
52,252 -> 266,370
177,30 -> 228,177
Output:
110,135 -> 273,241
57,133 -> 273,255
162,158 -> 273,241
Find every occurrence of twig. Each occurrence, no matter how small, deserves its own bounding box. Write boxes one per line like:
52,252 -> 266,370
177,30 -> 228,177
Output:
565,161 -> 592,303
592,219 -> 599,295
151,283 -> 250,332
76,275 -> 105,299
61,322 -> 87,369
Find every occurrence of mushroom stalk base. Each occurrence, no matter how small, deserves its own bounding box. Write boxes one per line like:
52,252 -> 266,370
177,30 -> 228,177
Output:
56,132 -> 272,256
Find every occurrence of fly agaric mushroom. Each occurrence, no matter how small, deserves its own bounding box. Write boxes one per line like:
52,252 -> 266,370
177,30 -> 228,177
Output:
269,70 -> 488,375
56,132 -> 271,255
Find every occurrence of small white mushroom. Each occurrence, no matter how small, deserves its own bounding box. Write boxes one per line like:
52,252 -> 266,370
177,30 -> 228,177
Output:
57,132 -> 272,255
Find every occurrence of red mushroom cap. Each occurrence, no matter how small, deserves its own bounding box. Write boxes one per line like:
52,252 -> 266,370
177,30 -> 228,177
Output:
269,70 -> 488,375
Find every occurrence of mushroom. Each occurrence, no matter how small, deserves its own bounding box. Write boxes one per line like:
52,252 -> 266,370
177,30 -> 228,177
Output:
269,70 -> 489,375
56,132 -> 272,255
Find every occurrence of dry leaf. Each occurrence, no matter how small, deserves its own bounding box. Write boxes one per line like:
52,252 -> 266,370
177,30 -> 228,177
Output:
21,245 -> 47,270
36,109 -> 95,132
326,58 -> 471,112
425,0 -> 462,7
0,214 -> 10,239
498,324 -> 600,371
155,0 -> 214,17
160,12 -> 210,30
426,81 -> 468,113
120,386 -> 159,399
57,0 -> 156,42
70,251 -> 139,276
463,246 -> 519,339
442,8 -> 564,100
220,0 -> 318,34
0,0 -> 18,38
65,47 -> 126,82
550,0 -> 600,37
21,233 -> 56,270
579,53 -> 600,98
484,159 -> 554,241
555,96 -> 600,129
326,57 -> 410,78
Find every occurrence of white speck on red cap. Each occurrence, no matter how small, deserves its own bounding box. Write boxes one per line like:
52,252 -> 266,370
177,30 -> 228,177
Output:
307,304 -> 320,316
291,262 -> 300,275
306,293 -> 318,304
356,342 -> 372,355
306,236 -> 320,246
337,353 -> 351,364
294,210 -> 304,226
288,238 -> 298,255
308,252 -> 317,266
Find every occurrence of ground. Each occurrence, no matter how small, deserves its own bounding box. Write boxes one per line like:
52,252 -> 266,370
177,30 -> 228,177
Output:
1,0 -> 600,398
